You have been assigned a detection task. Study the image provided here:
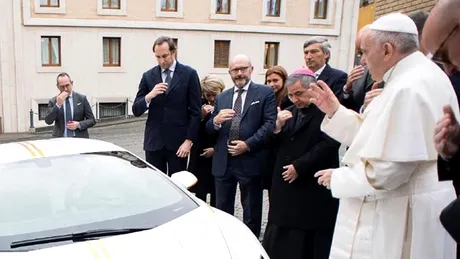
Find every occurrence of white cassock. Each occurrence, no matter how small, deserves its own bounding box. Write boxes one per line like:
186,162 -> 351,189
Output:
322,51 -> 458,259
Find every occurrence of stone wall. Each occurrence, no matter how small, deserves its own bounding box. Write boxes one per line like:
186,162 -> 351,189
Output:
375,0 -> 437,18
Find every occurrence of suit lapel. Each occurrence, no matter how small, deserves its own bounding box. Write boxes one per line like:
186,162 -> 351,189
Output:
317,64 -> 332,82
166,62 -> 182,95
241,82 -> 257,118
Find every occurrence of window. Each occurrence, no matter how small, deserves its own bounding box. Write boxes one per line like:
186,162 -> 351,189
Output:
266,0 -> 280,17
214,40 -> 230,68
216,0 -> 230,14
103,37 -> 121,67
102,0 -> 120,9
41,36 -> 61,67
264,42 -> 279,69
161,0 -> 177,12
98,102 -> 127,118
314,0 -> 328,19
40,0 -> 59,7
38,104 -> 48,121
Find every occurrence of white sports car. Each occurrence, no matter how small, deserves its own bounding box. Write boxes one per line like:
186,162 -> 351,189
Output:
0,138 -> 269,258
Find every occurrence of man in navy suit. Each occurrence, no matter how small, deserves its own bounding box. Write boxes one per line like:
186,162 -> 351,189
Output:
133,36 -> 201,175
303,36 -> 347,100
207,54 -> 277,237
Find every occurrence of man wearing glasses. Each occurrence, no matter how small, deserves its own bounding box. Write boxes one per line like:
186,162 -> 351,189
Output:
44,72 -> 96,138
424,0 -> 460,245
132,36 -> 201,176
207,54 -> 277,238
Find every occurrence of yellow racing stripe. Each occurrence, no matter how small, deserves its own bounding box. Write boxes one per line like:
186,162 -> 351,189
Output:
17,142 -> 36,158
97,240 -> 111,259
25,142 -> 45,157
86,241 -> 101,259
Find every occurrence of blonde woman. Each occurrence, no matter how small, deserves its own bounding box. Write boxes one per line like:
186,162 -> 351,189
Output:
187,75 -> 226,206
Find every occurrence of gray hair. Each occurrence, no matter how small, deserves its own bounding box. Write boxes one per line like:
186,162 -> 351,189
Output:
303,36 -> 332,62
285,74 -> 316,89
369,30 -> 419,55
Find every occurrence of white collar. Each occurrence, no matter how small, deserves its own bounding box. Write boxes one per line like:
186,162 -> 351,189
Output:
161,60 -> 177,73
314,64 -> 327,77
234,81 -> 251,92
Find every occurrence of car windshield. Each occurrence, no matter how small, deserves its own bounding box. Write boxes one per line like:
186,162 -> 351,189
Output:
0,151 -> 198,251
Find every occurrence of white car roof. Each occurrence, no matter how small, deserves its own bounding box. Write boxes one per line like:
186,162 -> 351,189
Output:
0,138 -> 126,164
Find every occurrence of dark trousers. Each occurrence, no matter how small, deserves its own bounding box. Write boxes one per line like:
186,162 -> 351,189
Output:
262,224 -> 334,259
440,197 -> 460,259
214,157 -> 263,238
145,148 -> 187,176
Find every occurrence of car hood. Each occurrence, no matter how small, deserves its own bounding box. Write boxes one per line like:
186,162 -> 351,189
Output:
0,205 -> 264,258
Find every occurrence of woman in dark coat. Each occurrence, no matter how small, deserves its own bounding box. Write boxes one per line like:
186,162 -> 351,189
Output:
263,66 -> 292,197
187,75 -> 225,206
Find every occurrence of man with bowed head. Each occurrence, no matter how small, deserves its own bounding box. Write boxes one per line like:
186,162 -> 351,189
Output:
132,36 -> 201,175
424,0 -> 460,244
312,13 -> 457,258
262,68 -> 340,259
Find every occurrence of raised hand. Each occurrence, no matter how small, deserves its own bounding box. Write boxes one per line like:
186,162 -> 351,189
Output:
308,80 -> 340,118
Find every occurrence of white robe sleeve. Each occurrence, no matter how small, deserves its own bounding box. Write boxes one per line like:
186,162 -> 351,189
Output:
321,105 -> 364,147
331,160 -> 418,198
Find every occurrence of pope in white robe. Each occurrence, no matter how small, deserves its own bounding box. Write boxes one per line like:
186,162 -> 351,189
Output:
312,13 -> 458,259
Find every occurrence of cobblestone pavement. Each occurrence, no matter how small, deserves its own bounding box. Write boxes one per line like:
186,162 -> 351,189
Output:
2,119 -> 346,240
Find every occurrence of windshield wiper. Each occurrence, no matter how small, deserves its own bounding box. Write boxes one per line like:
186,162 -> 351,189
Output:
10,228 -> 151,249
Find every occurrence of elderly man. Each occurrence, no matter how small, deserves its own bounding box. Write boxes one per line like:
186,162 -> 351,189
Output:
424,0 -> 460,244
312,13 -> 457,258
341,25 -> 383,112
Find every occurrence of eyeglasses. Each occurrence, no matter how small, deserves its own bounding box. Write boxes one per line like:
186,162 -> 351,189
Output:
58,83 -> 72,89
229,66 -> 250,74
431,25 -> 459,66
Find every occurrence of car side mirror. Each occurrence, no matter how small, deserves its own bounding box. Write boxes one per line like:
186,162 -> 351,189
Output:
170,171 -> 198,189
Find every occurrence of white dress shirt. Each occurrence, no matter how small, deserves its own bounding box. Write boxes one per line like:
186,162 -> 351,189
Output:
314,64 -> 326,79
232,81 -> 250,112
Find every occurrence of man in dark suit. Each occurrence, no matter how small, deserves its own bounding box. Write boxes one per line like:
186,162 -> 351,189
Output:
424,0 -> 460,245
262,68 -> 340,259
44,72 -> 96,138
207,54 -> 277,237
132,36 -> 201,175
303,36 -> 347,99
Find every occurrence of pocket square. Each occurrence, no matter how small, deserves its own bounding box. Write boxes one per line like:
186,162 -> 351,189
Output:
77,102 -> 82,106
250,100 -> 260,105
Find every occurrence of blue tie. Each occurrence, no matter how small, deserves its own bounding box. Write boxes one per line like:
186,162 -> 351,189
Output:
65,97 -> 73,137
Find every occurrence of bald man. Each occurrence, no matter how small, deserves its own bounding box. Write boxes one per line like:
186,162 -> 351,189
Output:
425,0 -> 460,245
342,25 -> 383,112
207,54 -> 277,238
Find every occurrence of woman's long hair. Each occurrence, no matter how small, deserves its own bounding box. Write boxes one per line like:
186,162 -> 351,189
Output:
265,65 -> 288,107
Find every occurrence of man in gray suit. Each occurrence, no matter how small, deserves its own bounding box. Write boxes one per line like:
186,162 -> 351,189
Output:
45,72 -> 96,138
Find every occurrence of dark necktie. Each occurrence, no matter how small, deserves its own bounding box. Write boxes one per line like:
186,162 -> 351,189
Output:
228,88 -> 244,142
65,97 -> 73,137
164,69 -> 172,94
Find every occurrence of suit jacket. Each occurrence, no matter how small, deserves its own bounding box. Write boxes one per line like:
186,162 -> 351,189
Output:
341,68 -> 378,112
132,62 -> 201,152
206,82 -> 277,178
44,91 -> 96,138
317,64 -> 347,99
266,105 -> 340,230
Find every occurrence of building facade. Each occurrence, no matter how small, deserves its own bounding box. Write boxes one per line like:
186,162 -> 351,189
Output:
0,0 -> 360,133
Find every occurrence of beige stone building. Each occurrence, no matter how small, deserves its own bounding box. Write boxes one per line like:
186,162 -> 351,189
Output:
374,0 -> 437,17
0,0 -> 360,133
